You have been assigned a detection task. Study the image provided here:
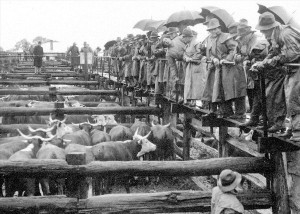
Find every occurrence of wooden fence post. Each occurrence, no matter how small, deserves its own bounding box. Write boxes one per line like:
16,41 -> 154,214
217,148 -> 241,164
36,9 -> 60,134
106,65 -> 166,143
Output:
271,152 -> 290,214
54,102 -> 64,121
183,113 -> 192,160
219,126 -> 229,158
66,152 -> 89,199
49,87 -> 57,102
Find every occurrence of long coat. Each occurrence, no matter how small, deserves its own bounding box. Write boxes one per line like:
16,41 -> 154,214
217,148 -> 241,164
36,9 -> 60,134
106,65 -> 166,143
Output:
221,39 -> 247,101
166,35 -> 186,93
183,38 -> 206,100
123,45 -> 133,78
202,32 -> 228,103
237,32 -> 258,89
67,45 -> 80,66
33,45 -> 43,68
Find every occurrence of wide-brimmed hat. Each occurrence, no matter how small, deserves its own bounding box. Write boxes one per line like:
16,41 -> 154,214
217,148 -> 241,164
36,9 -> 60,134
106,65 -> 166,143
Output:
255,12 -> 280,31
207,18 -> 221,31
167,27 -> 179,35
134,34 -> 142,41
182,28 -> 193,37
73,42 -> 77,45
127,34 -> 135,40
221,33 -> 238,44
217,169 -> 242,192
138,35 -> 147,41
116,37 -> 121,42
150,31 -> 160,38
237,19 -> 254,36
228,21 -> 239,29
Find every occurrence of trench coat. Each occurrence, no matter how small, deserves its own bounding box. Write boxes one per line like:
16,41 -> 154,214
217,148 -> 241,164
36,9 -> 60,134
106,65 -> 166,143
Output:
183,38 -> 206,100
67,45 -> 80,66
222,40 -> 247,101
33,45 -> 43,68
131,45 -> 141,77
237,32 -> 258,89
166,35 -> 186,93
138,44 -> 149,86
202,32 -> 229,103
123,45 -> 133,78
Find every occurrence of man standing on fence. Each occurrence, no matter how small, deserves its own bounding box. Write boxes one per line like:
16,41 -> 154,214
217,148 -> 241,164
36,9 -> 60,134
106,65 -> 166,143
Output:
33,41 -> 44,74
255,12 -> 300,213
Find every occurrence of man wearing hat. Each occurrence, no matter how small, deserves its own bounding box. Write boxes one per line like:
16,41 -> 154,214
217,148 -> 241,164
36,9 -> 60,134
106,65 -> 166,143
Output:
121,34 -> 135,86
183,28 -> 206,107
255,12 -> 300,136
118,36 -> 131,83
92,47 -> 101,71
33,41 -> 44,74
165,27 -> 186,102
255,11 -> 300,212
211,169 -> 244,214
67,42 -> 80,71
202,18 -> 230,117
234,19 -> 258,114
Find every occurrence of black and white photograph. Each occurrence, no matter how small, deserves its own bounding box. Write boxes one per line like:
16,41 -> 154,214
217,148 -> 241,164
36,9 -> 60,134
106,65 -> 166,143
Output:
0,0 -> 300,213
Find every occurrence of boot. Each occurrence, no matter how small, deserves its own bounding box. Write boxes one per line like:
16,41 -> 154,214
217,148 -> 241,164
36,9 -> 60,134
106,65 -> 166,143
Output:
240,116 -> 259,127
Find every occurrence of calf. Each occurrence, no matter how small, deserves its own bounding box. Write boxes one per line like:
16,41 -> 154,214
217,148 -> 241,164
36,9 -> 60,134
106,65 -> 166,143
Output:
90,129 -> 111,145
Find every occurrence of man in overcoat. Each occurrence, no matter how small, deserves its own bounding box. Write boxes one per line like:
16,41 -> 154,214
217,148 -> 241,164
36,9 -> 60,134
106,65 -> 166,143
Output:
33,41 -> 43,74
67,42 -> 80,71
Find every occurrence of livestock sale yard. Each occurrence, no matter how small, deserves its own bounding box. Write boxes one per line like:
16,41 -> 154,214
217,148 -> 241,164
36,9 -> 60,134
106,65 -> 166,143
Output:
0,54 -> 283,214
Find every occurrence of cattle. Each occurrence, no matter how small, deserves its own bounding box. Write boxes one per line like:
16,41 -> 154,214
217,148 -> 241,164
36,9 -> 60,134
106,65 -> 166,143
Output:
109,125 -> 133,141
150,122 -> 175,161
6,131 -> 55,197
36,142 -> 66,195
91,136 -> 156,194
90,129 -> 111,145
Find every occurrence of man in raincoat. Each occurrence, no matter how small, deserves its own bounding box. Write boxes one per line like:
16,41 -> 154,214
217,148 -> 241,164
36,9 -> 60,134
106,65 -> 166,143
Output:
255,12 -> 300,212
165,27 -> 186,102
235,19 -> 258,114
67,42 -> 80,71
202,18 -> 229,117
183,28 -> 206,107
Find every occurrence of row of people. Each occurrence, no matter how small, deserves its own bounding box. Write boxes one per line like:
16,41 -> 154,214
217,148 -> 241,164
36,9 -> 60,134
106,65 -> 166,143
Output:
104,12 -> 300,143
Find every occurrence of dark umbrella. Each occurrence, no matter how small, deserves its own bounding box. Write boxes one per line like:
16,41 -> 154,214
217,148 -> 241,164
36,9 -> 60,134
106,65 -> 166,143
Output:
104,40 -> 117,50
257,4 -> 300,29
200,7 -> 235,32
165,10 -> 204,28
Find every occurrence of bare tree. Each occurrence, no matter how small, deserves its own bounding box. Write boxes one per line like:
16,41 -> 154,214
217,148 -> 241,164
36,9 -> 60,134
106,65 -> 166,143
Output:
14,39 -> 31,51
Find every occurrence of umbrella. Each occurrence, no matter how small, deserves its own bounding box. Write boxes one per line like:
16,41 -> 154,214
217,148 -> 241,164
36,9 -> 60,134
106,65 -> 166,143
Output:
133,19 -> 157,31
147,20 -> 168,32
200,7 -> 235,32
104,40 -> 117,50
257,4 -> 300,29
165,10 -> 204,28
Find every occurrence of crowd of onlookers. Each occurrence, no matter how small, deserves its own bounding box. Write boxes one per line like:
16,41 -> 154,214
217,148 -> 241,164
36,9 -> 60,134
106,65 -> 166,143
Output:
98,12 -> 300,144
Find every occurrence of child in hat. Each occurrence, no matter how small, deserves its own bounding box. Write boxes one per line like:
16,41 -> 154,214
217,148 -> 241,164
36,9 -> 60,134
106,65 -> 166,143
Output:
211,169 -> 244,214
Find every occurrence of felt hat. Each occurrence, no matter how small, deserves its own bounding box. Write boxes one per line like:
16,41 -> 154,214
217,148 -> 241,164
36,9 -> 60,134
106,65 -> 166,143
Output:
182,28 -> 193,37
166,27 -> 179,35
255,12 -> 280,30
150,31 -> 160,38
207,18 -> 221,31
217,169 -> 242,192
203,14 -> 215,25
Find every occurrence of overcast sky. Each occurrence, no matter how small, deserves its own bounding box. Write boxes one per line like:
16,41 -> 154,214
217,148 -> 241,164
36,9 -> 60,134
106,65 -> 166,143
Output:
0,0 -> 300,52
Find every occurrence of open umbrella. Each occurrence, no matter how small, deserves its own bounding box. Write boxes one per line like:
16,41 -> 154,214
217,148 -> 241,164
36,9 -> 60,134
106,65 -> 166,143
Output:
104,40 -> 117,50
200,7 -> 235,33
165,10 -> 204,28
147,20 -> 168,32
257,4 -> 300,29
133,19 -> 157,31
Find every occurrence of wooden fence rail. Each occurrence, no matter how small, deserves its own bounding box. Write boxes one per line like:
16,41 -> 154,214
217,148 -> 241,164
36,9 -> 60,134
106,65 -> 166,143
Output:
0,89 -> 120,96
0,80 -> 99,85
0,106 -> 161,116
0,190 -> 272,213
0,157 -> 272,177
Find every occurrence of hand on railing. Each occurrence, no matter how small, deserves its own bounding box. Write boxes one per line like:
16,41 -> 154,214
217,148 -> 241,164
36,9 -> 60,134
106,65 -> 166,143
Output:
220,59 -> 235,65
